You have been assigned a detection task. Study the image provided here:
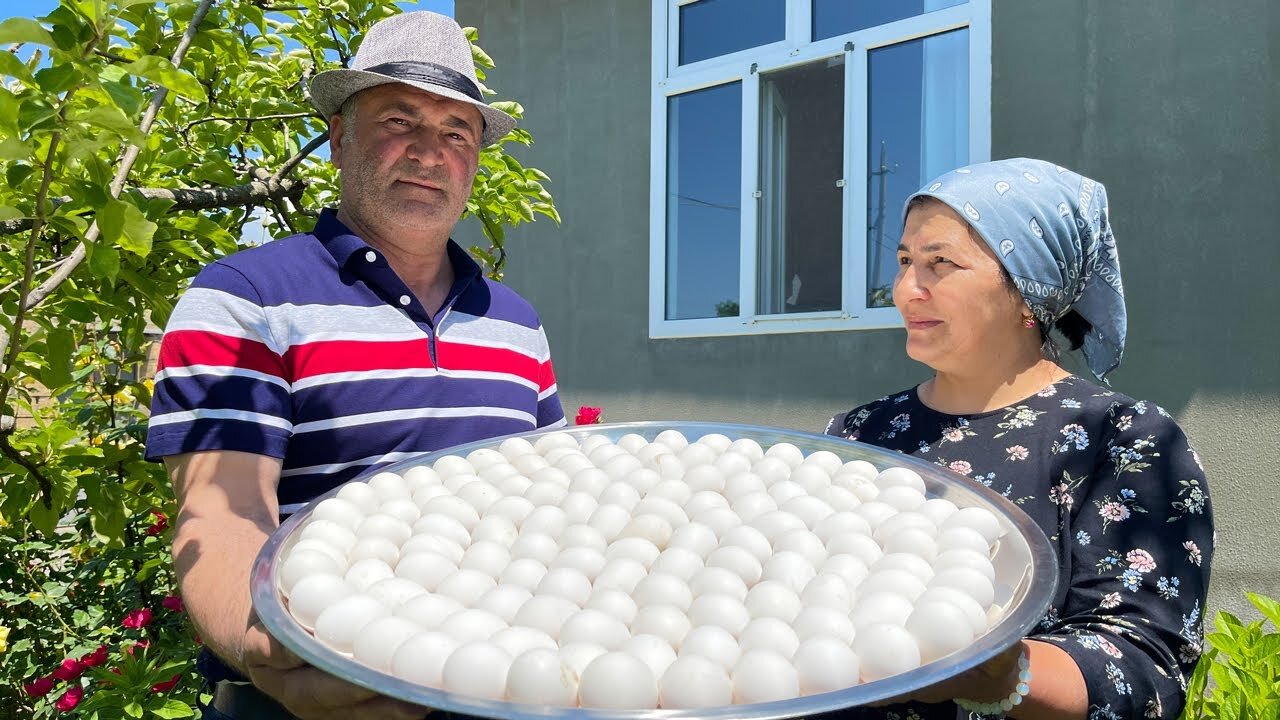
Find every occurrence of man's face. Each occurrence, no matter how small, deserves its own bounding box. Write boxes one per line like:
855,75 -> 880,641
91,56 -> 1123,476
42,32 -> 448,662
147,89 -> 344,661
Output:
330,83 -> 484,240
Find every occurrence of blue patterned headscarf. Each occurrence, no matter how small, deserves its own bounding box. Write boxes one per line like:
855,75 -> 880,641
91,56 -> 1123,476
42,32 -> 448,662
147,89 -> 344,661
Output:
905,158 -> 1126,381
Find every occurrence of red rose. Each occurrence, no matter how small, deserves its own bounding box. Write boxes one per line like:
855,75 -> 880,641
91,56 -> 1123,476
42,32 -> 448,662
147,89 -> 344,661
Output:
23,675 -> 55,697
574,405 -> 602,425
122,608 -> 153,629
145,510 -> 168,536
51,658 -> 87,681
150,673 -> 181,693
161,595 -> 184,613
54,686 -> 84,712
80,645 -> 109,668
125,639 -> 150,656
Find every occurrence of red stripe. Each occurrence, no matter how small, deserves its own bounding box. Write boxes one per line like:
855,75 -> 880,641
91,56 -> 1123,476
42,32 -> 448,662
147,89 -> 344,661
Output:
284,339 -> 432,379
157,330 -> 284,378
538,359 -> 557,393
436,339 -> 546,388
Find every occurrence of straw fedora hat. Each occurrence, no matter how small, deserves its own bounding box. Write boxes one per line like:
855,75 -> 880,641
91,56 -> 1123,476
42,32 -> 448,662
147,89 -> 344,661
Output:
309,12 -> 515,146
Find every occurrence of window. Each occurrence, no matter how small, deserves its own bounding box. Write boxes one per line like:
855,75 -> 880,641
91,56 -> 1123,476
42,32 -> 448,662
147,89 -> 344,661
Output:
650,0 -> 990,337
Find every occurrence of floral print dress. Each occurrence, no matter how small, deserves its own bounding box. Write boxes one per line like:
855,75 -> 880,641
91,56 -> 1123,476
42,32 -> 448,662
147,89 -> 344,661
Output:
820,375 -> 1213,720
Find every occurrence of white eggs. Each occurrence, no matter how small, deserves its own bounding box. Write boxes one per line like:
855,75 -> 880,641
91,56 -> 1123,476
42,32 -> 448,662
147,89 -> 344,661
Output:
281,430 -> 1023,710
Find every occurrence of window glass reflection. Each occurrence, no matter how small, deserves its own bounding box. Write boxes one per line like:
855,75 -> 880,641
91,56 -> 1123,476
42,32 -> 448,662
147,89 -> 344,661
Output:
680,0 -> 786,65
813,0 -> 966,40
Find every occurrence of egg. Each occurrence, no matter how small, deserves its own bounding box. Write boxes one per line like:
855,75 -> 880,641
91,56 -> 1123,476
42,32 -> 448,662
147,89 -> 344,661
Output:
410,484 -> 450,507
788,465 -> 832,496
943,506 -> 1003,544
586,503 -> 632,543
724,472 -> 768,502
592,557 -> 648,594
394,592 -> 464,629
630,604 -> 691,650
813,512 -> 873,542
633,496 -> 688,527
287,574 -> 354,629
460,540 -> 512,578
551,546 -> 607,581
872,511 -> 936,543
513,595 -> 580,640
556,453 -> 597,477
689,565 -> 749,601
725,437 -> 765,461
752,456 -> 793,484
821,553 -> 871,590
578,434 -> 614,455
653,429 -> 689,451
289,539 -> 347,568
471,514 -> 519,547
559,608 -> 631,649
738,617 -> 800,659
732,649 -> 800,703
499,557 -> 548,591
558,642 -> 608,679
536,567 -> 593,606
365,577 -> 426,609
298,520 -> 359,554
444,608 -> 508,644
579,652 -> 659,709
602,454 -> 644,482
872,552 -> 936,583
310,497 -> 364,531
935,527 -> 993,557
389,630 -> 459,687
683,464 -> 726,493
763,442 -> 804,468
731,491 -> 777,523
560,491 -> 600,526
713,451 -> 753,478
559,523 -> 607,554
524,481 -> 569,508
456,481 -> 503,514
819,485 -> 863,512
800,573 -> 854,612
498,436 -> 537,459
476,584 -> 534,623
860,569 -> 927,601
750,510 -> 807,542
352,616 -> 423,671
617,514 -> 674,550
623,467 -> 662,495
881,527 -> 939,563
650,547 -> 705,582
348,537 -> 399,566
793,636 -> 861,695
533,431 -> 578,454
392,553 -> 454,591
506,647 -> 578,706
636,443 -> 675,468
546,447 -> 586,466
585,588 -> 639,625
760,551 -> 817,595
877,485 -> 928,512
412,513 -> 472,548
435,568 -> 497,606
432,454 -> 474,478
668,522 -> 719,559
792,605 -> 856,644
621,633 -> 679,679
773,529 -> 829,568
916,587 -> 989,634
367,471 -> 410,502
597,481 -> 641,511
510,453 -> 550,476
826,532 -> 884,567
632,573 -> 694,612
929,567 -> 996,607
874,466 -> 926,493
510,532 -> 559,566
850,591 -> 914,631
677,443 -> 717,469
853,623 -> 921,682
400,533 -> 463,565
419,496 -> 480,531
719,525 -> 772,563
606,537 -> 661,569
587,443 -> 625,467
313,594 -> 389,654
344,558 -> 395,591
334,482 -> 380,513
441,641 -> 512,700
780,496 -> 836,530
744,580 -> 803,622
933,548 -> 997,581
706,545 -> 763,586
834,460 -> 878,483
679,625 -> 740,670
852,501 -> 900,531
379,498 -> 422,525
660,655 -> 734,708
465,448 -> 507,472
906,599 -> 977,663
687,593 -> 751,637
767,479 -> 808,505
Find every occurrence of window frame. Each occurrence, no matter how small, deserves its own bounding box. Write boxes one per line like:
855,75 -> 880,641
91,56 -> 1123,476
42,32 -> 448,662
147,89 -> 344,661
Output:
649,0 -> 992,338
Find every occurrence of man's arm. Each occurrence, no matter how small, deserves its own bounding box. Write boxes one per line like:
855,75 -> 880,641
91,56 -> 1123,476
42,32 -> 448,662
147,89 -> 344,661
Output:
167,450 -> 426,720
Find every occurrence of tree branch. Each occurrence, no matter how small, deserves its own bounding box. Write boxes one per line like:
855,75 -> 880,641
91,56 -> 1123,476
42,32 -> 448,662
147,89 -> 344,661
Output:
180,111 -> 315,133
0,433 -> 53,509
273,131 -> 328,182
0,176 -> 307,236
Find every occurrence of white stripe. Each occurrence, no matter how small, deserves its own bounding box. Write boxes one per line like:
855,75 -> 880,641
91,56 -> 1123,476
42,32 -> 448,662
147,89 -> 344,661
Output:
440,312 -> 551,362
291,367 -> 538,393
149,408 -> 294,431
166,288 -> 283,353
155,364 -> 290,389
537,383 -> 559,401
280,451 -> 428,478
293,406 -> 536,434
545,417 -> 569,429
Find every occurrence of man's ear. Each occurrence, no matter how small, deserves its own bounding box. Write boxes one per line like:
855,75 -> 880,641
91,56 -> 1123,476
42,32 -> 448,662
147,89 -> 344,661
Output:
328,114 -> 346,170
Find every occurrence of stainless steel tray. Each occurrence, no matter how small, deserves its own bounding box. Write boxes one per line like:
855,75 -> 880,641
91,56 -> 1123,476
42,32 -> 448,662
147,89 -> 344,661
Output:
251,421 -> 1057,719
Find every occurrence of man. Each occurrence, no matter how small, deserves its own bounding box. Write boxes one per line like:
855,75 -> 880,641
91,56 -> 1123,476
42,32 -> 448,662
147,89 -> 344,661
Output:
145,12 -> 565,719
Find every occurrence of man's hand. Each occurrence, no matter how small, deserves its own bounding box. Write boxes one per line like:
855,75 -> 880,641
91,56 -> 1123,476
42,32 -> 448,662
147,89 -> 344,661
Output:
242,622 -> 429,720
874,640 -> 1025,707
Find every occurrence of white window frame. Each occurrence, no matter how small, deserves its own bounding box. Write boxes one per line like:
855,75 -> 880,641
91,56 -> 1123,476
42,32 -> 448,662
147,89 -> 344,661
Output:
649,0 -> 992,338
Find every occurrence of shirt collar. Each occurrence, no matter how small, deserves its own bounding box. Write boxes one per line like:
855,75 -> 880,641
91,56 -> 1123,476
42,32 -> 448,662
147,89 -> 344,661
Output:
313,208 -> 485,284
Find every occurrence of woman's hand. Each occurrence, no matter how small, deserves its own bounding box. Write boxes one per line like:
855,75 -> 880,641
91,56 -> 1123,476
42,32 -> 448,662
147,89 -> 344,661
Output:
876,640 -> 1026,707
242,622 -> 429,720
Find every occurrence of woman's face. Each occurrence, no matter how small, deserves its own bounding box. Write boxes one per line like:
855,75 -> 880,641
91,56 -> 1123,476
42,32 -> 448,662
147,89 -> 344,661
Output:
894,199 -> 1033,375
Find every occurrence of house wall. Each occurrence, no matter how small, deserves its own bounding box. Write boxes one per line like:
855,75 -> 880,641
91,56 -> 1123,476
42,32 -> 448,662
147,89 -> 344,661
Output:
456,0 -> 1279,618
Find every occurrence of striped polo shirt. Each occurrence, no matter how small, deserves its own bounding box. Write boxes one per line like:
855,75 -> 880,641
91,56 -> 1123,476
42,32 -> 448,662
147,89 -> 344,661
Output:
146,209 -> 565,512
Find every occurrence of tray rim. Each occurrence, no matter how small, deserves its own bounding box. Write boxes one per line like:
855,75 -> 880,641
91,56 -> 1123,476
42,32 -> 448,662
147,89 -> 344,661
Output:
251,420 -> 1058,719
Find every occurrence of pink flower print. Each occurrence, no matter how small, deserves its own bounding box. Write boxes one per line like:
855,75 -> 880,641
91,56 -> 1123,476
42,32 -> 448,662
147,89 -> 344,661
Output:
1049,483 -> 1073,508
1126,549 -> 1157,573
1183,540 -> 1202,566
1006,445 -> 1029,461
1100,592 -> 1122,609
1099,502 -> 1130,522
943,427 -> 965,443
1098,636 -> 1124,658
948,460 -> 972,475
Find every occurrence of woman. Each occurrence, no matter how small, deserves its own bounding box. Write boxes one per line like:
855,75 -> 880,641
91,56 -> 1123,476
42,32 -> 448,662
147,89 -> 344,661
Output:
825,159 -> 1213,719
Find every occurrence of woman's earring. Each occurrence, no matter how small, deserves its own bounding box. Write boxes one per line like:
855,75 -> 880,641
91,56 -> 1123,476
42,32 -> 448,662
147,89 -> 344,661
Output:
1024,317 -> 1036,329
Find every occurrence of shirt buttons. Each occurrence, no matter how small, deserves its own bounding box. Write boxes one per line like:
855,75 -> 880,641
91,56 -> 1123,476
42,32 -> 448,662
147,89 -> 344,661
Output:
399,295 -> 411,306
364,250 -> 377,263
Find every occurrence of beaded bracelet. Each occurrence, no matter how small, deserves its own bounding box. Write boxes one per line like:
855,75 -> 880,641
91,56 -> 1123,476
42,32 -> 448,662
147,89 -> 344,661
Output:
953,646 -> 1032,717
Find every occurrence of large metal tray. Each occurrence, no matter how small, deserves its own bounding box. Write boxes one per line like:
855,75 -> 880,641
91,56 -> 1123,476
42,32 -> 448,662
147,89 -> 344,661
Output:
251,421 -> 1057,719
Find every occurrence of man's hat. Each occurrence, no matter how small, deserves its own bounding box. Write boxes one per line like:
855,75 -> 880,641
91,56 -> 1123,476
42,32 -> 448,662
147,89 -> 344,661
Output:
309,12 -> 516,147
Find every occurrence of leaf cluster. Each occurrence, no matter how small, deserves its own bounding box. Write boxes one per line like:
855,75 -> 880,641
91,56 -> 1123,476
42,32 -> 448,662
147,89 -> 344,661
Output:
1182,592 -> 1280,720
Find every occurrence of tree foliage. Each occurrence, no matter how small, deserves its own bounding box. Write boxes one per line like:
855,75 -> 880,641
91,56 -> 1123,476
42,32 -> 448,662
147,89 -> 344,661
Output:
0,1 -> 557,715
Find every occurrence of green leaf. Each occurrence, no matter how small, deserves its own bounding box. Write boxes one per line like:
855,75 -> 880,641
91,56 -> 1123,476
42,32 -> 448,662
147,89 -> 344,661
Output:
75,105 -> 144,144
85,240 -> 120,280
0,205 -> 24,221
98,197 -> 156,257
0,50 -> 36,86
83,479 -> 126,545
124,701 -> 144,718
0,135 -> 34,161
45,326 -> 73,388
35,62 -> 82,94
0,17 -> 56,47
1248,592 -> 1280,628
150,699 -> 196,718
123,55 -> 208,102
47,212 -> 89,239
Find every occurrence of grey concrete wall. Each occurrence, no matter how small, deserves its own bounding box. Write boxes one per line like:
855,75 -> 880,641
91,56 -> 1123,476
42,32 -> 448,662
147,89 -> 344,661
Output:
457,0 -> 1279,619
